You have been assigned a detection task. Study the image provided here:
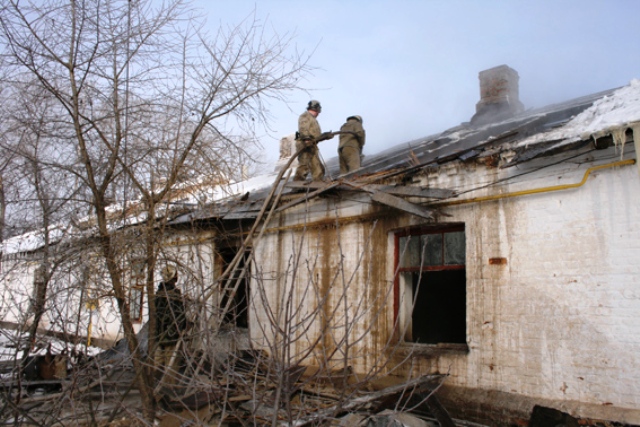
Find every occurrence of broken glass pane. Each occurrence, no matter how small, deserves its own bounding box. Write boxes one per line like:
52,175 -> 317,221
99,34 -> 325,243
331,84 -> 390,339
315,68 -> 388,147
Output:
422,234 -> 442,266
444,231 -> 465,265
399,236 -> 421,267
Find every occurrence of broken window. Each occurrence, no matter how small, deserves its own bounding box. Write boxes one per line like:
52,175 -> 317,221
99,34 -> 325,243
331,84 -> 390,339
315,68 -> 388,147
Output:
396,225 -> 466,345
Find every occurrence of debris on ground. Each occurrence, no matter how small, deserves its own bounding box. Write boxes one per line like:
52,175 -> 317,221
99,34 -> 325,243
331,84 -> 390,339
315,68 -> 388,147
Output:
1,327 -> 487,426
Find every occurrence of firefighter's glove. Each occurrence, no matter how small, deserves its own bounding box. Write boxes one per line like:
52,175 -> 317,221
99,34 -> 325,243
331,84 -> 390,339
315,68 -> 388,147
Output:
319,131 -> 334,141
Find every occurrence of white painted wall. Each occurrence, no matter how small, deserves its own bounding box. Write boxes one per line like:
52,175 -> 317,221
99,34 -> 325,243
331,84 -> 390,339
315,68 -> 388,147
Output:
0,231 -> 216,347
251,146 -> 640,417
403,149 -> 640,414
2,141 -> 637,418
0,256 -> 39,328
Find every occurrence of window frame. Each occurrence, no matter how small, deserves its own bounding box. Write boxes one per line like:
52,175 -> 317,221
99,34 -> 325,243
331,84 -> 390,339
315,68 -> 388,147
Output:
393,224 -> 466,346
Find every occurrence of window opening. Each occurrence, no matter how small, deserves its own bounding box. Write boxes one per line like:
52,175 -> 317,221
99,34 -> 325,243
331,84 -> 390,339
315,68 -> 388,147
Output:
396,225 -> 466,344
218,248 -> 250,328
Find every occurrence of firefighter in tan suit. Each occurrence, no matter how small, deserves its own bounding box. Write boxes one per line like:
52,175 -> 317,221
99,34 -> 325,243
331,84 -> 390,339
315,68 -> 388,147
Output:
294,100 -> 334,181
338,115 -> 365,174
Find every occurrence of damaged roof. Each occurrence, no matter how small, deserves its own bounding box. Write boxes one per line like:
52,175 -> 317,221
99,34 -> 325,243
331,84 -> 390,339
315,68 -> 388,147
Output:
174,78 -> 640,224
333,84 -> 636,176
4,79 -> 640,253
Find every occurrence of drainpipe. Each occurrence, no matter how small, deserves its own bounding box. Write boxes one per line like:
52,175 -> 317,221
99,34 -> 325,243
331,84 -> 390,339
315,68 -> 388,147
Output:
433,159 -> 636,207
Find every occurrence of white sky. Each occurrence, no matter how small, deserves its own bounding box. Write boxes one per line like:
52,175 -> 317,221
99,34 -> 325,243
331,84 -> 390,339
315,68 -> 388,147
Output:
188,0 -> 640,170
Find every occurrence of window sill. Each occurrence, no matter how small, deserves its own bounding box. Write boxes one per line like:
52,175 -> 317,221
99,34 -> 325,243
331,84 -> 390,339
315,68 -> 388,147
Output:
399,342 -> 469,357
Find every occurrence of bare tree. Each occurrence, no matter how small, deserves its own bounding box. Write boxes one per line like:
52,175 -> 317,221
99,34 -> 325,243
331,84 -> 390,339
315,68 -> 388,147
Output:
0,0 -> 311,421
142,204 -> 439,426
0,2 -> 444,425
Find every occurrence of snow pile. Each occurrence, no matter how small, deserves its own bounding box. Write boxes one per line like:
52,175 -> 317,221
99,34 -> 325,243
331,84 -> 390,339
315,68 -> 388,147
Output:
579,79 -> 640,141
197,172 -> 279,204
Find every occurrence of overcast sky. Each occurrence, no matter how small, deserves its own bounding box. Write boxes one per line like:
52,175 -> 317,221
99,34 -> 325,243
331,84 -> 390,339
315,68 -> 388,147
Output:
189,0 -> 640,170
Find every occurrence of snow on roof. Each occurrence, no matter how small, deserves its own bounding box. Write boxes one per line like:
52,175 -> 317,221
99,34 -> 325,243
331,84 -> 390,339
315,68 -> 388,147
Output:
0,173 -> 281,255
1,224 -> 69,255
192,172 -> 279,205
4,80 -> 639,255
224,172 -> 279,196
515,79 -> 640,148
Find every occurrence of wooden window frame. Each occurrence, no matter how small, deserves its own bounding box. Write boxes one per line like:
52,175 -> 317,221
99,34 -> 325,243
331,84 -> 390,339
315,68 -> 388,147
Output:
394,224 -> 466,345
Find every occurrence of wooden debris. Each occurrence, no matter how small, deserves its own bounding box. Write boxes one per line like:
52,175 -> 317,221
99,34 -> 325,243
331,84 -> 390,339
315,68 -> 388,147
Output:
289,374 -> 446,426
370,192 -> 435,220
280,178 -> 452,220
284,181 -> 456,199
423,391 -> 457,427
275,181 -> 342,212
361,184 -> 455,199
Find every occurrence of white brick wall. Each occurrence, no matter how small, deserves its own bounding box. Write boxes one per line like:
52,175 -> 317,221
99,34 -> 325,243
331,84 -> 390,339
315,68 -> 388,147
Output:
252,147 -> 640,417
429,150 -> 640,410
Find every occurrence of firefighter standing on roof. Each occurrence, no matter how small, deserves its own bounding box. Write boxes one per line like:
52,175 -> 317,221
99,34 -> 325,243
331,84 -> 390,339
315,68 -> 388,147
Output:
294,100 -> 334,181
338,115 -> 366,174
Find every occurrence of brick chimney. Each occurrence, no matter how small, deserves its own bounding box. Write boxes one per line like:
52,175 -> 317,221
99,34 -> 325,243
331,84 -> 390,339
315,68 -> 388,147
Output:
274,133 -> 297,172
471,65 -> 524,125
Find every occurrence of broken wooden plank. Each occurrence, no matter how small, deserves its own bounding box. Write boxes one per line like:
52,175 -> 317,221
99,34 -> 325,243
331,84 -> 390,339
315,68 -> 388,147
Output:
283,180 -> 442,219
276,182 -> 342,213
288,374 -> 446,427
423,392 -> 457,427
298,385 -> 342,402
284,181 -> 350,191
285,181 -> 456,200
362,184 -> 455,199
370,192 -> 435,220
222,210 -> 260,219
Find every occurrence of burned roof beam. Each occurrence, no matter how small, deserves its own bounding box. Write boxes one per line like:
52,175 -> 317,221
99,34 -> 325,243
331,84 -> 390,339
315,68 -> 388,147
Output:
285,181 -> 456,200
363,184 -> 456,199
275,181 -> 343,213
370,191 -> 436,220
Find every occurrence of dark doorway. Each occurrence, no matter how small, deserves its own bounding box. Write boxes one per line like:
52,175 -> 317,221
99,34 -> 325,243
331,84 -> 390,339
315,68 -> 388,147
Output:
219,248 -> 249,328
